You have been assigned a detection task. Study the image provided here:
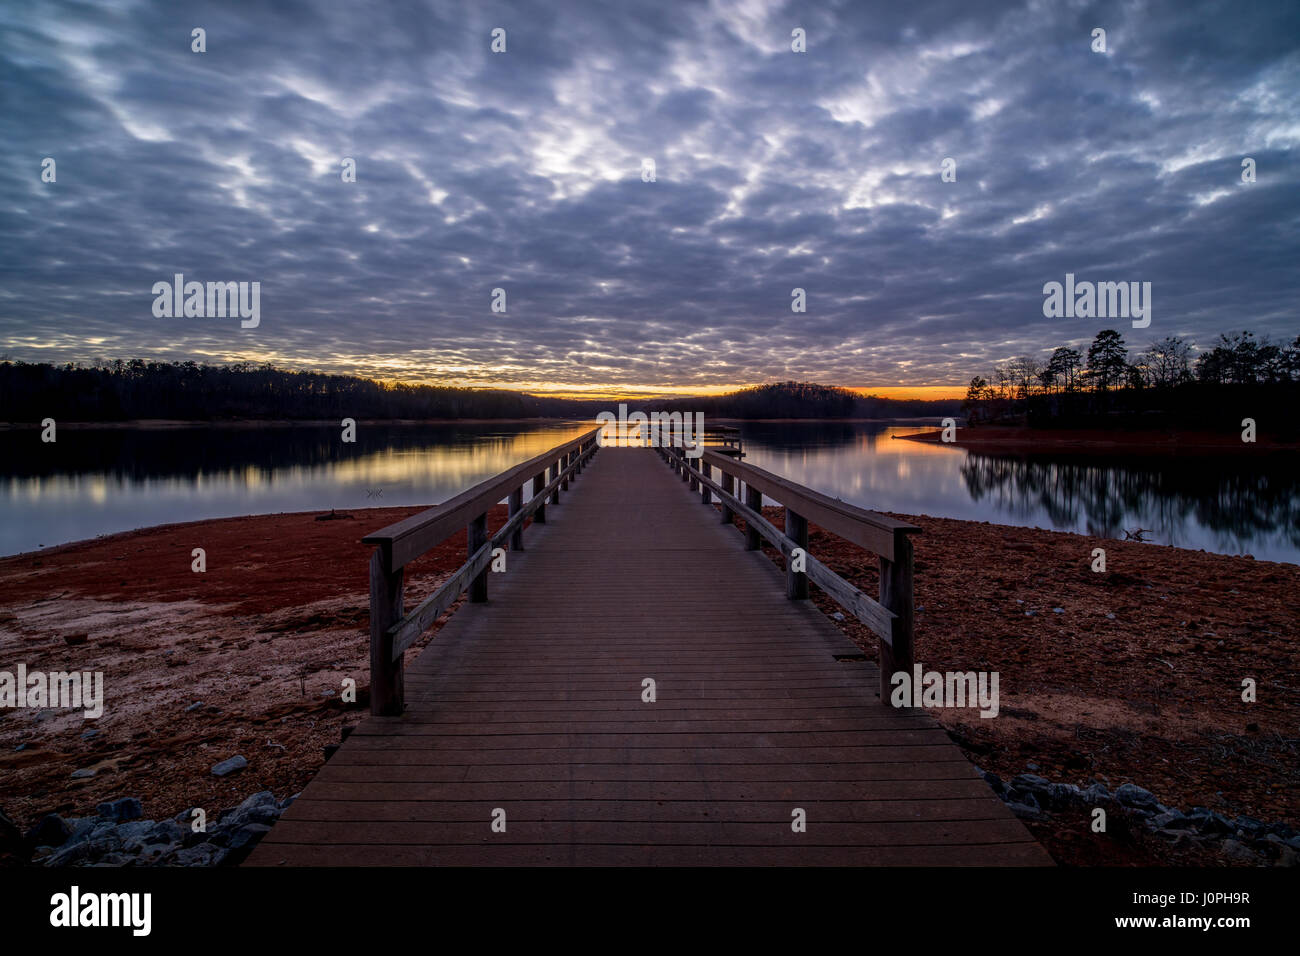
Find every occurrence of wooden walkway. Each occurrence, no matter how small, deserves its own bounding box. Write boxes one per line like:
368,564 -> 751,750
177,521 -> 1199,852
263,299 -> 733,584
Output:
247,447 -> 1051,866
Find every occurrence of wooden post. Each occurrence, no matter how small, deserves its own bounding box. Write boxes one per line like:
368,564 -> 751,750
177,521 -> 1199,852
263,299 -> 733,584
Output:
549,462 -> 560,505
688,457 -> 699,492
879,532 -> 915,704
369,548 -> 404,716
468,512 -> 488,603
721,471 -> 734,525
680,448 -> 689,482
509,485 -> 524,550
561,451 -> 571,491
785,508 -> 809,600
533,472 -> 547,524
700,461 -> 711,505
745,485 -> 763,550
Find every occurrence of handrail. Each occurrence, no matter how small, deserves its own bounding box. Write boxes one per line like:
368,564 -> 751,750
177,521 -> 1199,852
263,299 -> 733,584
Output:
365,427 -> 600,714
659,443 -> 918,702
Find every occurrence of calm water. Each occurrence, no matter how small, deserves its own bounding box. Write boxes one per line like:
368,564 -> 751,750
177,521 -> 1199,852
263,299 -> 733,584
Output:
2,420 -> 1297,564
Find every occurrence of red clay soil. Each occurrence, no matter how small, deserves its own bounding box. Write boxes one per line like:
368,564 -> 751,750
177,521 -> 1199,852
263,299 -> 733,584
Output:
770,507 -> 1299,865
1,502 -> 1296,866
0,505 -> 498,856
902,426 -> 1300,455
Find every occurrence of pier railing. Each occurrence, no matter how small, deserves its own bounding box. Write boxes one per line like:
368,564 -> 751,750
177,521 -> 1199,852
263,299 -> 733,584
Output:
659,443 -> 919,701
362,428 -> 601,715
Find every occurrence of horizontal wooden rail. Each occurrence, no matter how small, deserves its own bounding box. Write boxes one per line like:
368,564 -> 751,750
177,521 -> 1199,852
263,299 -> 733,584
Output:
659,443 -> 918,703
364,428 -> 600,715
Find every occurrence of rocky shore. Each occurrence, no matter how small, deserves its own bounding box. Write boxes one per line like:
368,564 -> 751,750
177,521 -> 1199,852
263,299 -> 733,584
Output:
3,790 -> 292,867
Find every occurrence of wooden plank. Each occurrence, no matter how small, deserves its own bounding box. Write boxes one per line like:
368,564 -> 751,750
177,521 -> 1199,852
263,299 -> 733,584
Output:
248,448 -> 1048,868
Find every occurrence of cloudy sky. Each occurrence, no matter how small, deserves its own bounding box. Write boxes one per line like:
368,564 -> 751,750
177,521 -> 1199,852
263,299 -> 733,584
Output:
2,0 -> 1297,396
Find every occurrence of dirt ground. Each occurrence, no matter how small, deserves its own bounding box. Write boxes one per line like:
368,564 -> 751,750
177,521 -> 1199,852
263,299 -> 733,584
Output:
1,501 -> 1296,866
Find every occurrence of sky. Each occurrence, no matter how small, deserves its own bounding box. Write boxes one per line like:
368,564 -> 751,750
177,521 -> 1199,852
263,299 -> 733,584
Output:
2,0 -> 1297,399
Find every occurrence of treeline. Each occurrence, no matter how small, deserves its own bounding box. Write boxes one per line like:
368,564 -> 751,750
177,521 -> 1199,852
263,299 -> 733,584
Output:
0,362 -> 963,423
964,330 -> 1300,433
657,382 -> 960,419
0,360 -> 544,421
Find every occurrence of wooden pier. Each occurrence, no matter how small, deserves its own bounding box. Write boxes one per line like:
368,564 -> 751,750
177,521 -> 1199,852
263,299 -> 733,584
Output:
246,431 -> 1050,866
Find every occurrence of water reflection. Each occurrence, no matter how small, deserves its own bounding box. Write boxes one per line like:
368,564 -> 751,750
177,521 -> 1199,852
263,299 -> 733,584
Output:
0,422 -> 589,557
730,422 -> 1300,565
961,452 -> 1300,554
3,420 -> 1296,565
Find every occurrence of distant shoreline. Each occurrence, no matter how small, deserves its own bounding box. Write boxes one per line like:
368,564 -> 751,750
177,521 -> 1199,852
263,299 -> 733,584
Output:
0,416 -> 945,429
0,417 -> 587,429
900,425 -> 1300,455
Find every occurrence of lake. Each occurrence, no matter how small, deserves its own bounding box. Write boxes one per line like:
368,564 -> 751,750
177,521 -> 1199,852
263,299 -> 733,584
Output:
2,420 -> 1296,564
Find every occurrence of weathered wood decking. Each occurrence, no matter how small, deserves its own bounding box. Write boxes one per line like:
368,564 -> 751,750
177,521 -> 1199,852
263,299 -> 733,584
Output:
247,447 -> 1051,866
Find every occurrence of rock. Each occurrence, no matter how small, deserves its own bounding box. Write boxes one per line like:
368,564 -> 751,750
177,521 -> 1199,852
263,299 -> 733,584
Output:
211,755 -> 247,777
1221,839 -> 1257,863
280,793 -> 301,810
981,771 -> 1004,794
1192,811 -> 1233,835
173,843 -> 227,867
44,841 -> 92,867
1007,802 -> 1045,821
81,729 -> 100,740
1152,810 -> 1191,830
1025,762 -> 1039,771
142,820 -> 185,846
184,701 -> 204,712
218,791 -> 282,829
225,823 -> 273,851
1011,773 -> 1050,791
114,820 -> 154,846
1052,607 -> 1064,614
64,817 -> 109,846
134,843 -> 177,866
1006,789 -> 1040,810
26,814 -> 71,848
96,797 -> 143,823
70,768 -> 96,779
1082,782 -> 1111,803
1233,816 -> 1265,838
1047,783 -> 1081,807
831,611 -> 845,621
1278,847 -> 1299,868
1115,783 -> 1158,809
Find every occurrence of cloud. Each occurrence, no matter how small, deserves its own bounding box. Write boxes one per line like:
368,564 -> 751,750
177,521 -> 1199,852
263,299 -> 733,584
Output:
1,0 -> 1297,391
